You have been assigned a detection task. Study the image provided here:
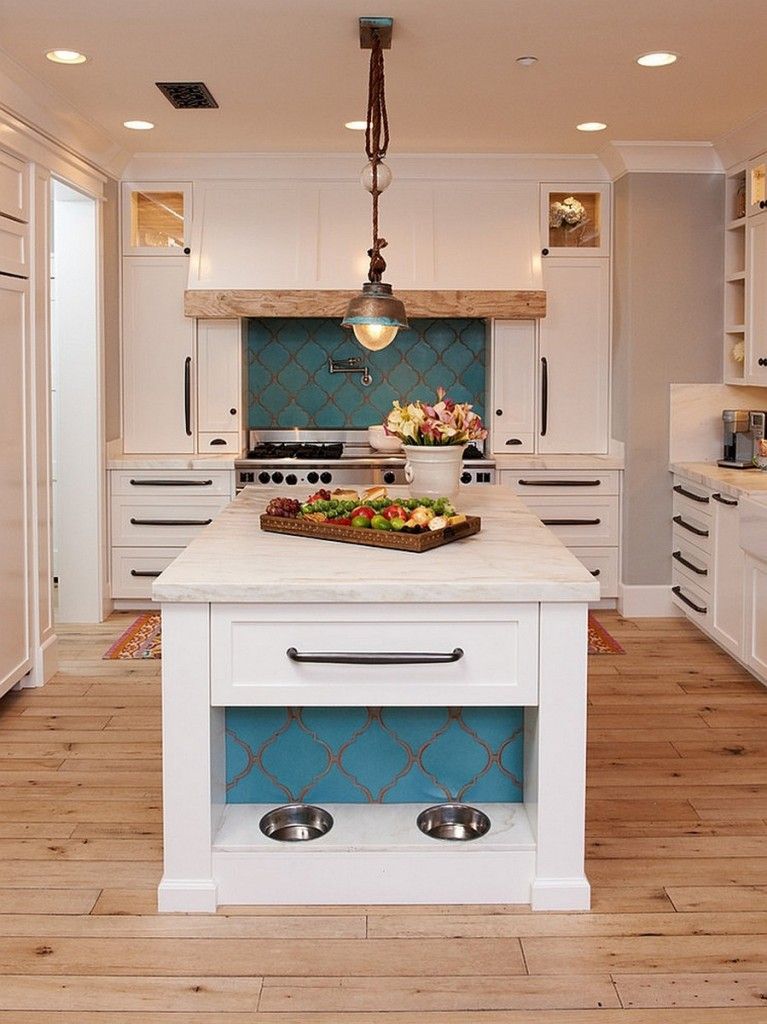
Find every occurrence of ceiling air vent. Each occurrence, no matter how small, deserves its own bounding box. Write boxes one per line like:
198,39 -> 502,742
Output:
155,82 -> 219,109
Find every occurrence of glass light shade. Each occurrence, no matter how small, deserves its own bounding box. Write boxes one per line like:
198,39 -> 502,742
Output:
352,323 -> 399,350
360,161 -> 393,193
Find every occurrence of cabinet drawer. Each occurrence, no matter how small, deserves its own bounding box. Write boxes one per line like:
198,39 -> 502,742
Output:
0,151 -> 28,222
111,547 -> 182,599
111,469 -> 233,497
570,547 -> 618,598
671,541 -> 711,594
211,604 -> 540,707
672,479 -> 712,521
504,471 -> 620,496
0,216 -> 27,277
521,496 -> 619,546
198,432 -> 241,452
671,508 -> 711,554
671,573 -> 710,625
111,494 -> 228,546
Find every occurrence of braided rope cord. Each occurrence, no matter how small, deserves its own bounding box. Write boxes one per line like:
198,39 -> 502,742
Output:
364,31 -> 390,281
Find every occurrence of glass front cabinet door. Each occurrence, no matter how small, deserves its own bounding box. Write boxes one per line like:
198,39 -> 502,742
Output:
121,182 -> 192,255
540,183 -> 610,258
747,154 -> 767,215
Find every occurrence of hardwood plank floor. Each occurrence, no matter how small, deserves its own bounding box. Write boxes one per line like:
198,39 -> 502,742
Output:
0,610 -> 766,1019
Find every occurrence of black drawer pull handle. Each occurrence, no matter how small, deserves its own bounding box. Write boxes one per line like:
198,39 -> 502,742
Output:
129,478 -> 213,487
286,647 -> 465,666
673,514 -> 709,537
209,438 -> 227,446
712,492 -> 738,507
672,585 -> 707,615
673,484 -> 709,503
130,569 -> 163,578
505,438 -> 523,445
519,479 -> 601,487
130,517 -> 213,526
672,550 -> 708,576
541,518 -> 601,526
590,568 -> 601,577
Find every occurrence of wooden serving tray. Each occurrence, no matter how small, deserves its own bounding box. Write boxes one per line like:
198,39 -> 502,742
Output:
260,514 -> 481,552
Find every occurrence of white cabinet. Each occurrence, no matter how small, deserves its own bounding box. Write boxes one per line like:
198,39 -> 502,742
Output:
745,213 -> 767,383
540,183 -> 610,258
0,274 -> 32,695
488,321 -> 536,454
539,259 -> 609,454
0,150 -> 28,222
122,257 -> 195,454
0,216 -> 28,277
196,319 -> 243,451
747,153 -> 767,215
122,182 -> 192,256
744,555 -> 767,679
709,492 -> 744,655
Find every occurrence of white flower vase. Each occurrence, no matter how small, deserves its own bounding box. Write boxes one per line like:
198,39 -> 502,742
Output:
404,445 -> 466,502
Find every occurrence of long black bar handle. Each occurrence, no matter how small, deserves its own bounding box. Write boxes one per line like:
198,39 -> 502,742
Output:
130,517 -> 213,526
130,569 -> 163,578
184,356 -> 192,437
130,478 -> 213,487
672,550 -> 708,576
673,484 -> 709,504
518,479 -> 600,487
286,648 -> 465,666
672,514 -> 709,538
540,356 -> 548,436
672,585 -> 707,615
712,492 -> 738,507
542,517 -> 601,526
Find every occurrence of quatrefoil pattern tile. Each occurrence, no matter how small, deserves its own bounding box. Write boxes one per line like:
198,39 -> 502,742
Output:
247,318 -> 486,428
225,707 -> 523,804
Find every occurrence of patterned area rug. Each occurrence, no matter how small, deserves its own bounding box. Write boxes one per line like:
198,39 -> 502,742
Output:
103,611 -> 624,660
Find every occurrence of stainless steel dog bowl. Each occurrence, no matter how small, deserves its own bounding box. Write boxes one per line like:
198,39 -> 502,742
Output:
417,803 -> 491,841
259,804 -> 334,842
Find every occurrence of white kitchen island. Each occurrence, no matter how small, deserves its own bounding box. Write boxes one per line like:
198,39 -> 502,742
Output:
153,486 -> 598,912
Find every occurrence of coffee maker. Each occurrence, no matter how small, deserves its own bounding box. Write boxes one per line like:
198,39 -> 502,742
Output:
718,409 -> 767,468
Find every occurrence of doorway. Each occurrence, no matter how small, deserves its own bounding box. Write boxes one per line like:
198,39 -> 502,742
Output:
50,179 -> 102,622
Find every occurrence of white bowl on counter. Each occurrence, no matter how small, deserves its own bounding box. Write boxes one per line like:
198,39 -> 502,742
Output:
368,425 -> 403,452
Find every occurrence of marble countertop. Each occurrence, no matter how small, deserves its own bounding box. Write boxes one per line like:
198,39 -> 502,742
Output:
671,461 -> 767,499
153,486 -> 599,604
107,452 -> 241,470
493,452 -> 624,470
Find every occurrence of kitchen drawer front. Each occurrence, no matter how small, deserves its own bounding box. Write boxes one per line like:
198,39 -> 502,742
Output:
210,604 -> 540,707
0,151 -> 28,222
504,470 -> 620,496
0,216 -> 27,277
672,479 -> 713,522
111,546 -> 182,599
111,495 -> 228,546
522,496 -> 619,546
570,547 -> 618,598
671,507 -> 712,554
671,572 -> 711,626
198,432 -> 241,452
111,469 -> 233,497
671,537 -> 711,594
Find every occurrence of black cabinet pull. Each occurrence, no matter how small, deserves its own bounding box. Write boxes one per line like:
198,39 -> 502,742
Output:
712,492 -> 738,507
672,514 -> 709,537
672,585 -> 707,615
130,517 -> 212,526
672,550 -> 708,576
209,438 -> 227,445
183,246 -> 191,255
541,247 -> 549,255
129,478 -> 213,487
286,647 -> 464,666
590,568 -> 601,577
673,484 -> 709,503
505,438 -> 523,446
130,569 -> 163,578
519,478 -> 601,487
540,356 -> 548,436
184,356 -> 192,437
542,518 -> 601,526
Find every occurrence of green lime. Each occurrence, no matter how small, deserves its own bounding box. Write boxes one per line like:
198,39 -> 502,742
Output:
370,515 -> 392,531
351,515 -> 371,529
389,517 -> 405,531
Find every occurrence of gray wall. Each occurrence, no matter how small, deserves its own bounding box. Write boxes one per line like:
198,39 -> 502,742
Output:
612,173 -> 723,585
102,178 -> 120,443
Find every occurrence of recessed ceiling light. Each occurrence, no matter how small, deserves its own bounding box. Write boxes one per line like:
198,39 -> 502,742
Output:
515,55 -> 538,67
637,51 -> 678,67
123,120 -> 155,131
576,121 -> 607,132
345,120 -> 369,131
46,49 -> 87,64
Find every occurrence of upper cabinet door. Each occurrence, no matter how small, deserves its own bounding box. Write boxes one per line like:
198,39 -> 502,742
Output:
747,154 -> 767,215
745,213 -> 767,383
488,321 -> 536,454
122,182 -> 192,256
540,183 -> 610,258
0,150 -> 28,223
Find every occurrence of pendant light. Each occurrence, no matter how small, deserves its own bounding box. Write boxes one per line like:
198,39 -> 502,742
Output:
342,17 -> 408,352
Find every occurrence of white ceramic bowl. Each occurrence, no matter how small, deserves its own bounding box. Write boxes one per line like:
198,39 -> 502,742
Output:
368,424 -> 402,452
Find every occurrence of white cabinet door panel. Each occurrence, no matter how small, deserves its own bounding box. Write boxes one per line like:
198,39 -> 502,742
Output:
710,495 -> 744,655
0,150 -> 28,222
744,555 -> 767,679
746,214 -> 767,383
0,216 -> 27,277
197,319 -> 242,436
489,321 -> 536,454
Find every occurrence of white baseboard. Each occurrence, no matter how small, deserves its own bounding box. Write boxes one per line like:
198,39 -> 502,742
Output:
531,876 -> 591,911
157,877 -> 218,913
618,583 -> 683,618
27,634 -> 58,687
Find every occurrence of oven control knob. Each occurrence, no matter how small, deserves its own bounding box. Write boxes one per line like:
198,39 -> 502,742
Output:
320,471 -> 332,484
384,471 -> 396,485
258,472 -> 271,484
307,471 -> 319,484
272,471 -> 284,484
461,472 -> 472,484
285,474 -> 297,486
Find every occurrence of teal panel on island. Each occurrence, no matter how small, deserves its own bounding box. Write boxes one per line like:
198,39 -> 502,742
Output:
247,318 -> 486,428
225,706 -> 523,804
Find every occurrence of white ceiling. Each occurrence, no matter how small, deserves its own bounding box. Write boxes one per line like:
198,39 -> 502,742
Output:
1,0 -> 767,156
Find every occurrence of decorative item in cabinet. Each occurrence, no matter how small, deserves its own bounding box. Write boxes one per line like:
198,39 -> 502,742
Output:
748,153 -> 767,214
122,182 -> 192,256
540,183 -> 610,258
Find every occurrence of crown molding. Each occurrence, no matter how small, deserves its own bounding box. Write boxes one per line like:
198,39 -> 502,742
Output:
599,141 -> 723,180
715,107 -> 767,170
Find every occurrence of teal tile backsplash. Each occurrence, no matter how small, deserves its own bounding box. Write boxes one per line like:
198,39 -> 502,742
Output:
226,706 -> 524,805
247,318 -> 486,428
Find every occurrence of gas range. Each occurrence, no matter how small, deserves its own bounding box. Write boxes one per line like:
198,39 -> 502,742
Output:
234,430 -> 495,491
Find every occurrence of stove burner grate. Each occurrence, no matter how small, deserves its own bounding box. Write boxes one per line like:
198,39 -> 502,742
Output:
246,442 -> 344,461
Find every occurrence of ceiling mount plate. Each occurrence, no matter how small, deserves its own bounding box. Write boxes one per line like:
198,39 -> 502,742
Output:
359,17 -> 393,49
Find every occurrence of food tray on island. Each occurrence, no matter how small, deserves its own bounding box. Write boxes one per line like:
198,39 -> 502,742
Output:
259,486 -> 481,553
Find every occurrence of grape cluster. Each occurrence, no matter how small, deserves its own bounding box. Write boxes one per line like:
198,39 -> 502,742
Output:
265,497 -> 301,518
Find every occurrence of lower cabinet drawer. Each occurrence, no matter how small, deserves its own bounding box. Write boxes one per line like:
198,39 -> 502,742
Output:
671,507 -> 712,554
111,547 -> 182,599
505,471 -> 620,496
521,496 -> 619,546
111,495 -> 229,546
671,541 -> 711,594
671,571 -> 711,625
111,469 -> 233,497
570,547 -> 618,598
210,603 -> 540,706
198,432 -> 241,452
